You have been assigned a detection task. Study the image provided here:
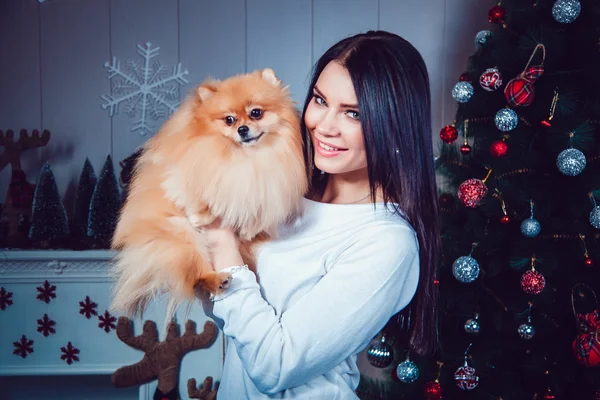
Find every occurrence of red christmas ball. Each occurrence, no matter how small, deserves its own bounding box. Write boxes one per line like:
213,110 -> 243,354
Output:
458,178 -> 488,208
572,310 -> 600,367
584,257 -> 593,267
479,67 -> 503,91
505,78 -> 535,107
500,214 -> 511,224
488,5 -> 506,24
490,140 -> 508,157
520,270 -> 546,295
424,381 -> 443,400
440,125 -> 458,144
543,389 -> 556,400
460,143 -> 472,154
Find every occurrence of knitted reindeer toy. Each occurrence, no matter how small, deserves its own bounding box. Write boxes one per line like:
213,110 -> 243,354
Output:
112,316 -> 218,400
187,377 -> 219,400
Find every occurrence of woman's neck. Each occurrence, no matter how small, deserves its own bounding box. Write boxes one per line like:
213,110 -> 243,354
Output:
317,169 -> 383,205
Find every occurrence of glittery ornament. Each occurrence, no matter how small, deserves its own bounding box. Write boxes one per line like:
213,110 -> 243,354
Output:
488,4 -> 506,24
440,125 -> 458,144
590,206 -> 600,229
552,0 -> 581,23
464,315 -> 481,335
490,139 -> 508,157
460,143 -> 472,154
475,30 -> 493,49
479,68 -> 503,91
521,218 -> 541,237
396,359 -> 419,383
453,256 -> 480,283
518,323 -> 535,339
495,108 -> 518,131
556,148 -> 586,176
458,176 -> 489,208
424,381 -> 443,400
455,363 -> 479,390
521,270 -> 546,295
366,336 -> 394,368
452,81 -> 474,103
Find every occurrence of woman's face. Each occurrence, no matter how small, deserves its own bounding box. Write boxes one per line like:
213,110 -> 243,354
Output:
304,61 -> 367,177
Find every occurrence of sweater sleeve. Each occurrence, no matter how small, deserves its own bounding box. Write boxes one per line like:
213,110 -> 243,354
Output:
209,223 -> 420,395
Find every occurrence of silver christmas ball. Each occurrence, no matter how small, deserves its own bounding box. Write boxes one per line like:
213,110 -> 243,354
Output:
590,206 -> 600,229
452,81 -> 474,103
452,256 -> 480,283
518,323 -> 535,339
495,108 -> 518,132
366,338 -> 394,368
552,0 -> 581,24
556,148 -> 586,176
396,360 -> 419,383
464,318 -> 481,335
520,217 -> 541,237
475,30 -> 493,49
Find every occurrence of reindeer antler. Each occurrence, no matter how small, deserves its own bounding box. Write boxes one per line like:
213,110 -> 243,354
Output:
188,377 -> 218,400
0,129 -> 51,172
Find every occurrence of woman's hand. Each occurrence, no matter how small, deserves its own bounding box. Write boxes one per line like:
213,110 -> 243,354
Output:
203,218 -> 245,272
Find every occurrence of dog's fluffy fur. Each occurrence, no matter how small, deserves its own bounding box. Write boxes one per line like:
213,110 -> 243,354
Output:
110,68 -> 307,318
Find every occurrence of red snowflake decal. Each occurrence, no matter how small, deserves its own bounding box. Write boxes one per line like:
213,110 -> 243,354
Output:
13,335 -> 34,358
0,287 -> 13,310
36,280 -> 56,304
98,310 -> 116,333
60,342 -> 80,365
79,296 -> 98,319
37,313 -> 56,337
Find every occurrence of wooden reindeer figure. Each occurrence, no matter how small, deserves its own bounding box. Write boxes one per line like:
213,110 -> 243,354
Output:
187,377 -> 218,400
0,129 -> 50,237
112,316 -> 218,400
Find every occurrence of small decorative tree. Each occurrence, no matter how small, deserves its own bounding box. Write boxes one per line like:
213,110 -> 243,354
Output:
87,155 -> 121,248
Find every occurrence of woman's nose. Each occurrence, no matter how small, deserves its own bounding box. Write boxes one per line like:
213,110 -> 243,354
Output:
315,110 -> 339,137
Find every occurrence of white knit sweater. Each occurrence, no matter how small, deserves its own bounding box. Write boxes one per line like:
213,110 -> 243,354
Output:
202,198 -> 420,400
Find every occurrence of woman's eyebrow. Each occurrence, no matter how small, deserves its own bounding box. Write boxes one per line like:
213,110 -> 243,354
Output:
313,86 -> 358,108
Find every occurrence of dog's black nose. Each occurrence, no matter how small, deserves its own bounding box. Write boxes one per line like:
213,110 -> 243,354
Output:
237,125 -> 249,137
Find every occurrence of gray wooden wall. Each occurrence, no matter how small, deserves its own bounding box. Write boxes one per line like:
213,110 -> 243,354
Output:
0,0 -> 489,212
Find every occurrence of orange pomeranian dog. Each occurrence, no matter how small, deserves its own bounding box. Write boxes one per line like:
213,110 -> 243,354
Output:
109,68 -> 308,318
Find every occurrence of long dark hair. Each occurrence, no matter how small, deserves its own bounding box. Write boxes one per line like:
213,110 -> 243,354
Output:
300,30 -> 441,356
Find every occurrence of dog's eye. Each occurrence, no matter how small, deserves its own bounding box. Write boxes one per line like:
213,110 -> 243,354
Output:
250,109 -> 263,119
225,116 -> 236,126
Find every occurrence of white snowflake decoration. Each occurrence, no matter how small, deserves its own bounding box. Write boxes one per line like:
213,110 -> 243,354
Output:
101,42 -> 189,136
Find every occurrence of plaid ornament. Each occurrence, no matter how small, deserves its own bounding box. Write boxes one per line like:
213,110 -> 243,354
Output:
572,309 -> 600,367
504,65 -> 544,107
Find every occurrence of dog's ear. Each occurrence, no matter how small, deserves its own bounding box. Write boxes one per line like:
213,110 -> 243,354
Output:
261,68 -> 281,86
197,81 -> 218,102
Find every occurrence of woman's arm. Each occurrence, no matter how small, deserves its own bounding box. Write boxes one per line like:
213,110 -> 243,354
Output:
204,222 -> 420,395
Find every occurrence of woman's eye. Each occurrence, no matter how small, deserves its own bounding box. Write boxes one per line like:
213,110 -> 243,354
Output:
250,109 -> 263,119
313,95 -> 326,106
225,116 -> 236,126
346,110 -> 360,120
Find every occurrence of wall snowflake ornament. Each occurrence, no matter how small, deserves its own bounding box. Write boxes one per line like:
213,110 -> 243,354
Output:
60,342 -> 80,365
101,42 -> 190,136
0,287 -> 13,310
36,280 -> 56,304
13,335 -> 34,358
37,313 -> 56,337
79,296 -> 98,319
98,310 -> 117,333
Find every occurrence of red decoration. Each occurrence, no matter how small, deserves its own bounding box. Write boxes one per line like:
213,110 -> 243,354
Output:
504,44 -> 545,107
0,287 -> 13,310
572,310 -> 600,367
13,335 -> 34,358
543,388 -> 556,400
424,381 -> 443,399
488,4 -> 506,24
458,178 -> 488,208
454,364 -> 479,390
520,269 -> 546,295
79,296 -> 98,319
37,313 -> 56,337
98,310 -> 117,333
36,280 -> 56,304
60,342 -> 80,365
440,125 -> 458,144
541,119 -> 552,127
479,67 -> 503,91
490,140 -> 508,157
459,73 -> 469,82
500,215 -> 511,224
585,257 -> 593,267
460,144 -> 472,154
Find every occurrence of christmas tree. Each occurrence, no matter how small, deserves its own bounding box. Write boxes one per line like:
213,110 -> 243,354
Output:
28,161 -> 69,247
71,157 -> 97,247
87,155 -> 121,248
358,0 -> 600,399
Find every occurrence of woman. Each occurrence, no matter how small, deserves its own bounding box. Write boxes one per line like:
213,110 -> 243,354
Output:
202,30 -> 441,399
